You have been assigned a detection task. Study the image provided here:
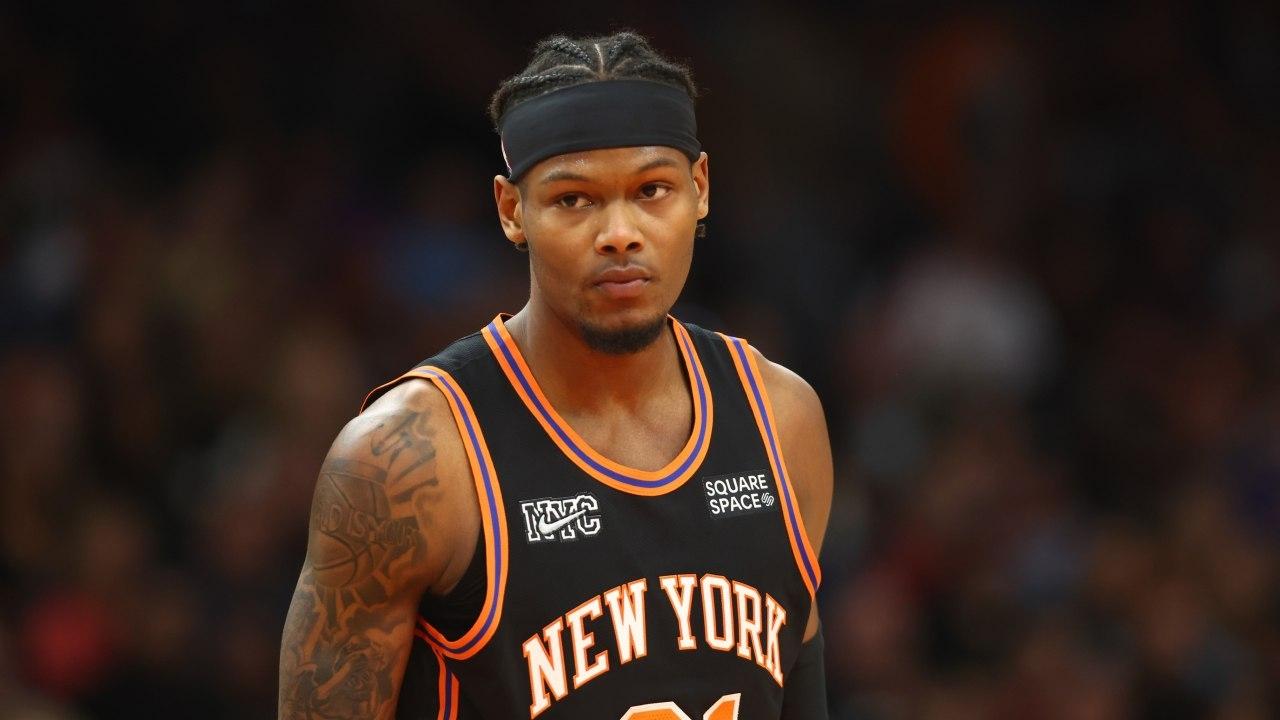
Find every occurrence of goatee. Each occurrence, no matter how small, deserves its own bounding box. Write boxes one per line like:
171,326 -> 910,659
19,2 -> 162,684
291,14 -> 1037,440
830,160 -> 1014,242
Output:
579,316 -> 668,355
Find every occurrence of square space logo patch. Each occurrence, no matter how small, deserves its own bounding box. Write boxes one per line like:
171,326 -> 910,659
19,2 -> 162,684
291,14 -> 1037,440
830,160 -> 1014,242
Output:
702,471 -> 775,518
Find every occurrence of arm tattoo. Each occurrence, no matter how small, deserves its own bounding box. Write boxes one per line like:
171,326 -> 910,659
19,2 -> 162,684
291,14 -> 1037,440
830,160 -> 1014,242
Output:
280,408 -> 444,719
371,409 -> 437,485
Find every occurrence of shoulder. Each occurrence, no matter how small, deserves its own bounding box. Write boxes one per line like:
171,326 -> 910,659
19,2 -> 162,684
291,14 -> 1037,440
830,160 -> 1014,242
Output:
337,376 -> 462,479
743,345 -> 832,549
706,327 -> 825,434
319,377 -> 482,595
745,346 -> 826,440
359,374 -> 454,424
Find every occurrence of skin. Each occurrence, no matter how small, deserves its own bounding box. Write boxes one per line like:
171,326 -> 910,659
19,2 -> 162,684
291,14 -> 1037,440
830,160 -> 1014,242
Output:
278,144 -> 833,718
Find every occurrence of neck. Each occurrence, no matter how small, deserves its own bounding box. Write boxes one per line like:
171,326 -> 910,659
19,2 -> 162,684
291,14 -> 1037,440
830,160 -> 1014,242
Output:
504,302 -> 682,414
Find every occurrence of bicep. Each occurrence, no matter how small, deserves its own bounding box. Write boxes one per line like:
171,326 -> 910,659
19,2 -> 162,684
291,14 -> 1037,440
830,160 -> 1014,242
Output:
280,388 -> 463,719
776,376 -> 833,558
279,556 -> 419,719
758,352 -> 833,642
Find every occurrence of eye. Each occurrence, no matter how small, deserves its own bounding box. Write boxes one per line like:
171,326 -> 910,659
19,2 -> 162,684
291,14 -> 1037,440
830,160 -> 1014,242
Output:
638,183 -> 672,200
555,193 -> 590,209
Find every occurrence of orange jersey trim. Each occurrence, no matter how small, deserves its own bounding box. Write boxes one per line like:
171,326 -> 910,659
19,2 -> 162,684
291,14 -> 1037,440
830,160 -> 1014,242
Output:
481,315 -> 713,496
363,366 -> 509,660
423,644 -> 459,720
719,334 -> 822,598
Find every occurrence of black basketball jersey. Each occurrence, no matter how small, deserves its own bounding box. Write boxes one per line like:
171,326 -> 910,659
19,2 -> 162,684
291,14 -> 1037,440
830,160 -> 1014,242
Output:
361,315 -> 822,720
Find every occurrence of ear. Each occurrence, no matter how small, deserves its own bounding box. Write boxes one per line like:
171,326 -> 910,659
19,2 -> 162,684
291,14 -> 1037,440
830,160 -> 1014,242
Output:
493,175 -> 525,247
691,152 -> 710,220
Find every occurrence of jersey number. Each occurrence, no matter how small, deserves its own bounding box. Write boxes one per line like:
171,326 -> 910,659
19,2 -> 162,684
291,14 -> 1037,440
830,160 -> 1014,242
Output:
620,693 -> 741,720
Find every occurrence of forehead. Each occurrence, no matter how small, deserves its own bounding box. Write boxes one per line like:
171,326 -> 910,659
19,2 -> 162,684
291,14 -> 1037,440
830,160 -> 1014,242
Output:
524,145 -> 690,183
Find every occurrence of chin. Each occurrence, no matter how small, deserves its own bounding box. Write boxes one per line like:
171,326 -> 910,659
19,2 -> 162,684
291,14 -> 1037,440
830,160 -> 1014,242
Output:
577,310 -> 669,355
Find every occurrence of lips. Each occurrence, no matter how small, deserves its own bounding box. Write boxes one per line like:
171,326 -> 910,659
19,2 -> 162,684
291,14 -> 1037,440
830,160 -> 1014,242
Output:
592,266 -> 651,300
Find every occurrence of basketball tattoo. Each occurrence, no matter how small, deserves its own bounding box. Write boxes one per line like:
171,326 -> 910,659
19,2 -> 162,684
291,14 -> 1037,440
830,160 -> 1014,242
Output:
280,406 -> 440,719
310,460 -> 419,593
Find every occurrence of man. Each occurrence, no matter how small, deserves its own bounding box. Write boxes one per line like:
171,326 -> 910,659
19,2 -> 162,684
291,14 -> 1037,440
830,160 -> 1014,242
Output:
279,31 -> 832,720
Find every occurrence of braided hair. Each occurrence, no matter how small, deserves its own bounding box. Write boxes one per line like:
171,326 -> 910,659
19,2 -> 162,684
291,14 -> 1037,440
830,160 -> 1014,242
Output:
488,31 -> 698,129
490,32 -> 701,250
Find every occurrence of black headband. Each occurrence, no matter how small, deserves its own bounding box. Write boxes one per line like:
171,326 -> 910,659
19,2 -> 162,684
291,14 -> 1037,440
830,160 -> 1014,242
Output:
498,79 -> 700,181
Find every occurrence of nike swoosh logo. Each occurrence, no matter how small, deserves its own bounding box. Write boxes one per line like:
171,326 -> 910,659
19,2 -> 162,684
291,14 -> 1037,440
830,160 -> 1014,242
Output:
537,508 -> 589,536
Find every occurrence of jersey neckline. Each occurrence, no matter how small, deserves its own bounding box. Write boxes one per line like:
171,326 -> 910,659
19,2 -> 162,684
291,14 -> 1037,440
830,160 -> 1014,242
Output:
481,313 -> 713,496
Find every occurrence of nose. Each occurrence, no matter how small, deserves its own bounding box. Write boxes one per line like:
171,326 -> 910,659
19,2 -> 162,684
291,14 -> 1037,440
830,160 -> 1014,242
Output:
593,202 -> 645,255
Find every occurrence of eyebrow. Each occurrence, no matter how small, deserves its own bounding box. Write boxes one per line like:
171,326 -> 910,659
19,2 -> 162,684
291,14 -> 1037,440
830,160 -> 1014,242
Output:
635,157 -> 681,173
539,156 -> 684,185
540,169 -> 590,185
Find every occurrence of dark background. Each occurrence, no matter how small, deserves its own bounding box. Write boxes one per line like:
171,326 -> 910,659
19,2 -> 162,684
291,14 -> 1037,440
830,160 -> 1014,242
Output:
2,2 -> 1278,718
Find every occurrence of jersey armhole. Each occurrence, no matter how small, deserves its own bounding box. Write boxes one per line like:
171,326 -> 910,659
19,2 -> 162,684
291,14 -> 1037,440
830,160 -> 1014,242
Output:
368,366 -> 510,660
716,334 -> 823,599
399,643 -> 460,720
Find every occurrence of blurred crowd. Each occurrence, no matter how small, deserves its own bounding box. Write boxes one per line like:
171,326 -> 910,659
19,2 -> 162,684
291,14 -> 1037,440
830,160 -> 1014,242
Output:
2,2 -> 1277,719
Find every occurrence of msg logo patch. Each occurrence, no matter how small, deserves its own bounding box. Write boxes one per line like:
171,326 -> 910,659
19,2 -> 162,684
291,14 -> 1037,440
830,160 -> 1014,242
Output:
703,471 -> 775,518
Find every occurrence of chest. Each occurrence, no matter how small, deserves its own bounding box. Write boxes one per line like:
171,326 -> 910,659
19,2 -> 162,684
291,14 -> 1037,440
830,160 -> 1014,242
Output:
555,390 -> 694,472
490,466 -> 809,720
415,321 -> 820,719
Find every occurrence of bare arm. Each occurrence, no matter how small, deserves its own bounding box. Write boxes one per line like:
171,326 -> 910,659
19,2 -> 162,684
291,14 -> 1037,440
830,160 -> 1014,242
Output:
756,350 -> 834,717
279,381 -> 476,719
755,350 -> 834,640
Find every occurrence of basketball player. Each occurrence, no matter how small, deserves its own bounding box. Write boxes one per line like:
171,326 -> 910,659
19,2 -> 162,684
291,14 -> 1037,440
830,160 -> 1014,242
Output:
279,31 -> 832,720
